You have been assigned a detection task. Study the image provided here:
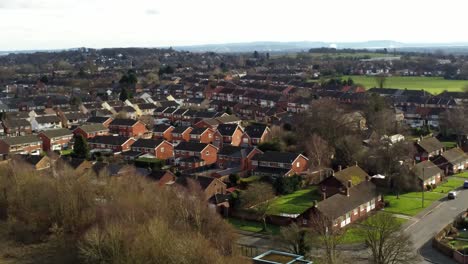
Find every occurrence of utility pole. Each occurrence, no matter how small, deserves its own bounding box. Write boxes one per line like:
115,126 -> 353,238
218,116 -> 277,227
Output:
422,167 -> 425,208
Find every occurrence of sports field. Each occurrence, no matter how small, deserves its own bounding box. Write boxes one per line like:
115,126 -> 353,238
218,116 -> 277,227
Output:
346,75 -> 468,94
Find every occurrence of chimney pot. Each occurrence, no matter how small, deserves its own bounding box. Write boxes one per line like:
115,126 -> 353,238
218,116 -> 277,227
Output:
347,180 -> 352,188
338,165 -> 342,171
322,191 -> 326,200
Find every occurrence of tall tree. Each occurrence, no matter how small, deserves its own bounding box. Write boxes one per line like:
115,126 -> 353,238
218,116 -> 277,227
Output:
359,213 -> 419,264
305,134 -> 333,169
310,214 -> 345,264
240,182 -> 275,231
73,135 -> 89,159
280,223 -> 312,257
119,87 -> 130,102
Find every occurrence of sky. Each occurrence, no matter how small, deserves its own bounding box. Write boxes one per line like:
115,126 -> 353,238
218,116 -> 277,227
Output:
1,0 -> 468,51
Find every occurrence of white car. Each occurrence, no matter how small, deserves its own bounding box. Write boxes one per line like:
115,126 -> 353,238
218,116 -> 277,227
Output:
448,191 -> 457,200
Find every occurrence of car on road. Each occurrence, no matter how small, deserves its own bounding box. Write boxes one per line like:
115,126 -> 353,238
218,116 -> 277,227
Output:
464,180 -> 468,189
448,191 -> 457,200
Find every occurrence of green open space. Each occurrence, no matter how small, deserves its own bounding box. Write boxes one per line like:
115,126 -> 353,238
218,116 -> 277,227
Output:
344,75 -> 468,94
227,217 -> 280,235
442,141 -> 458,149
60,149 -> 73,156
454,172 -> 468,179
268,187 -> 320,216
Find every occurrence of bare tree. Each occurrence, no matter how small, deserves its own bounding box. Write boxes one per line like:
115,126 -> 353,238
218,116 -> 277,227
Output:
359,213 -> 419,264
280,223 -> 312,257
305,134 -> 333,169
375,74 -> 387,89
310,214 -> 345,264
440,107 -> 468,147
240,182 -> 275,231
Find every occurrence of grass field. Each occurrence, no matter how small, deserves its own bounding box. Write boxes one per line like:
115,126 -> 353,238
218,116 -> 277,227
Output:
227,218 -> 280,235
384,191 -> 445,216
268,187 -> 320,216
344,75 -> 468,94
454,171 -> 468,179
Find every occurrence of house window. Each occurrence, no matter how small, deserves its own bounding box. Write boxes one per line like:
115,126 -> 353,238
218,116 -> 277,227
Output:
296,162 -> 300,168
161,147 -> 165,153
208,134 -> 212,138
302,219 -> 308,225
353,208 -> 358,215
206,151 -> 210,156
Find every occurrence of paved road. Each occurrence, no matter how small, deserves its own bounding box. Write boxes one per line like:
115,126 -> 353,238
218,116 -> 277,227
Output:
404,186 -> 468,264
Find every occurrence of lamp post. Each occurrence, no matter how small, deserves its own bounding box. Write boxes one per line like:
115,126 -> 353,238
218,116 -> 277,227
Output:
422,167 -> 425,208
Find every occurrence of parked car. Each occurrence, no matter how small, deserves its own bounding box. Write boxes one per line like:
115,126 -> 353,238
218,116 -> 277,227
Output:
464,180 -> 468,189
448,191 -> 457,200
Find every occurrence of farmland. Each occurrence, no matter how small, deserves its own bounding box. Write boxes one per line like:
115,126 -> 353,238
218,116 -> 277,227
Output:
346,75 -> 468,94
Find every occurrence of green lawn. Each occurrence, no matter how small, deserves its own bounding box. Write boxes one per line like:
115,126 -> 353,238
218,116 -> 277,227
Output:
227,217 -> 280,235
384,191 -> 445,216
454,172 -> 468,179
60,149 -> 73,156
136,157 -> 163,164
268,187 -> 320,216
240,175 -> 262,184
442,141 -> 458,149
344,75 -> 468,94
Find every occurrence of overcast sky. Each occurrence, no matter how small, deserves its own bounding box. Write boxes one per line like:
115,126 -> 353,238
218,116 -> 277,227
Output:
1,0 -> 467,51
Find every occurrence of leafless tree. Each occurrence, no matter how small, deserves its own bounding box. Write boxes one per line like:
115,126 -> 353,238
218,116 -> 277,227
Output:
305,134 -> 333,169
240,182 -> 275,231
280,223 -> 312,257
310,213 -> 345,264
359,213 -> 419,264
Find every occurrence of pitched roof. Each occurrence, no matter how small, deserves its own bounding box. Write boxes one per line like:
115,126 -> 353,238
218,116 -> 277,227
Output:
413,160 -> 443,180
333,165 -> 369,186
244,125 -> 268,138
217,124 -> 240,136
252,151 -> 305,163
218,145 -> 243,157
88,135 -> 133,146
172,126 -> 192,134
176,174 -> 217,190
316,181 -> 379,219
17,155 -> 48,166
65,112 -> 88,120
109,118 -> 139,126
215,114 -> 241,124
77,124 -> 108,133
417,137 -> 444,153
439,148 -> 468,165
86,116 -> 112,124
35,115 -> 61,124
2,135 -> 41,145
2,118 -> 31,128
147,170 -> 174,181
175,141 -> 211,152
40,128 -> 73,138
153,124 -> 173,133
132,138 -> 165,149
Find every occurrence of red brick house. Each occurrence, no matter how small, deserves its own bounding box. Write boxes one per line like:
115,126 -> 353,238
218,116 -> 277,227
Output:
433,148 -> 468,175
171,126 -> 193,144
241,124 -> 271,146
217,146 -> 263,172
38,128 -> 73,151
213,124 -> 244,147
108,119 -> 147,138
319,165 -> 370,199
131,139 -> 174,160
0,135 -> 42,155
415,137 -> 444,161
148,170 -> 176,186
189,127 -> 216,144
174,141 -> 218,168
2,118 -> 32,137
88,135 -> 136,153
73,124 -> 109,139
304,180 -> 383,229
413,160 -> 443,187
152,124 -> 174,141
251,151 -> 309,177
176,174 -> 227,200
86,116 -> 114,128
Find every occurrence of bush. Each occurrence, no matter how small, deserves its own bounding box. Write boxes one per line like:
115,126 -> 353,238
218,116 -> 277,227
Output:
384,200 -> 390,208
274,175 -> 302,195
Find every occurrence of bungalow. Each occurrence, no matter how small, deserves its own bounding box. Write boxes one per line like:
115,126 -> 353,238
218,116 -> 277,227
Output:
0,135 -> 42,155
214,124 -> 244,147
306,180 -> 382,229
320,165 -> 370,198
108,119 -> 147,138
241,125 -> 271,146
131,138 -> 174,160
415,137 -> 444,161
413,160 -> 443,187
2,118 -> 32,136
251,151 -> 309,177
433,148 -> 468,175
171,126 -> 193,144
74,124 -> 109,139
189,127 -> 216,144
88,135 -> 136,153
152,124 -> 174,141
174,141 -> 218,168
85,116 -> 113,128
38,128 -> 73,151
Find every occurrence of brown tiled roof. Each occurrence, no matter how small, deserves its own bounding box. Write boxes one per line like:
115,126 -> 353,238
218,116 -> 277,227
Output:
333,165 -> 369,186
417,137 -> 444,153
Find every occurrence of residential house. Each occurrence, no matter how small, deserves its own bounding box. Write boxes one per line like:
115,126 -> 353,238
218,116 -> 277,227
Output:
217,146 -> 262,172
189,127 -> 216,144
415,137 -> 444,161
60,112 -> 88,128
171,126 -> 193,144
88,135 -> 136,153
38,128 -> 73,151
433,148 -> 468,175
85,116 -> 113,128
74,124 -> 109,139
176,174 -> 227,201
131,139 -> 174,160
413,160 -> 443,187
30,115 -> 62,131
241,125 -> 271,146
16,155 -> 51,171
2,118 -> 32,136
319,165 -> 370,198
56,157 -> 93,174
0,135 -> 42,155
214,124 -> 244,147
251,151 -> 309,177
108,119 -> 147,138
174,141 -> 218,169
147,170 -> 176,186
152,124 -> 175,141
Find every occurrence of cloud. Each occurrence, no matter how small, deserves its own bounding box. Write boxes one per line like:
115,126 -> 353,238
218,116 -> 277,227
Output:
145,8 -> 159,15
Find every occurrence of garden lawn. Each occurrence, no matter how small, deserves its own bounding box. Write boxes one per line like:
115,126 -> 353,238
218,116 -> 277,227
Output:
60,149 -> 73,156
344,75 -> 468,94
442,141 -> 457,149
454,172 -> 468,179
227,218 -> 280,235
268,187 -> 320,216
384,192 -> 444,216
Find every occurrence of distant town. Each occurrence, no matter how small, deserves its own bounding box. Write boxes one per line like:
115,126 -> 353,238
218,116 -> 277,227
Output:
0,46 -> 467,264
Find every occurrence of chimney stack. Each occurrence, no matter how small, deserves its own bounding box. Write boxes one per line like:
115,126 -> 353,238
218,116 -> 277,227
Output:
338,165 -> 342,171
346,180 -> 352,197
313,200 -> 318,208
366,175 -> 371,182
322,191 -> 327,201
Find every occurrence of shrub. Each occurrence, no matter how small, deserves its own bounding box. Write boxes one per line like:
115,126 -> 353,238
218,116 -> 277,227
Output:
384,200 -> 390,207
